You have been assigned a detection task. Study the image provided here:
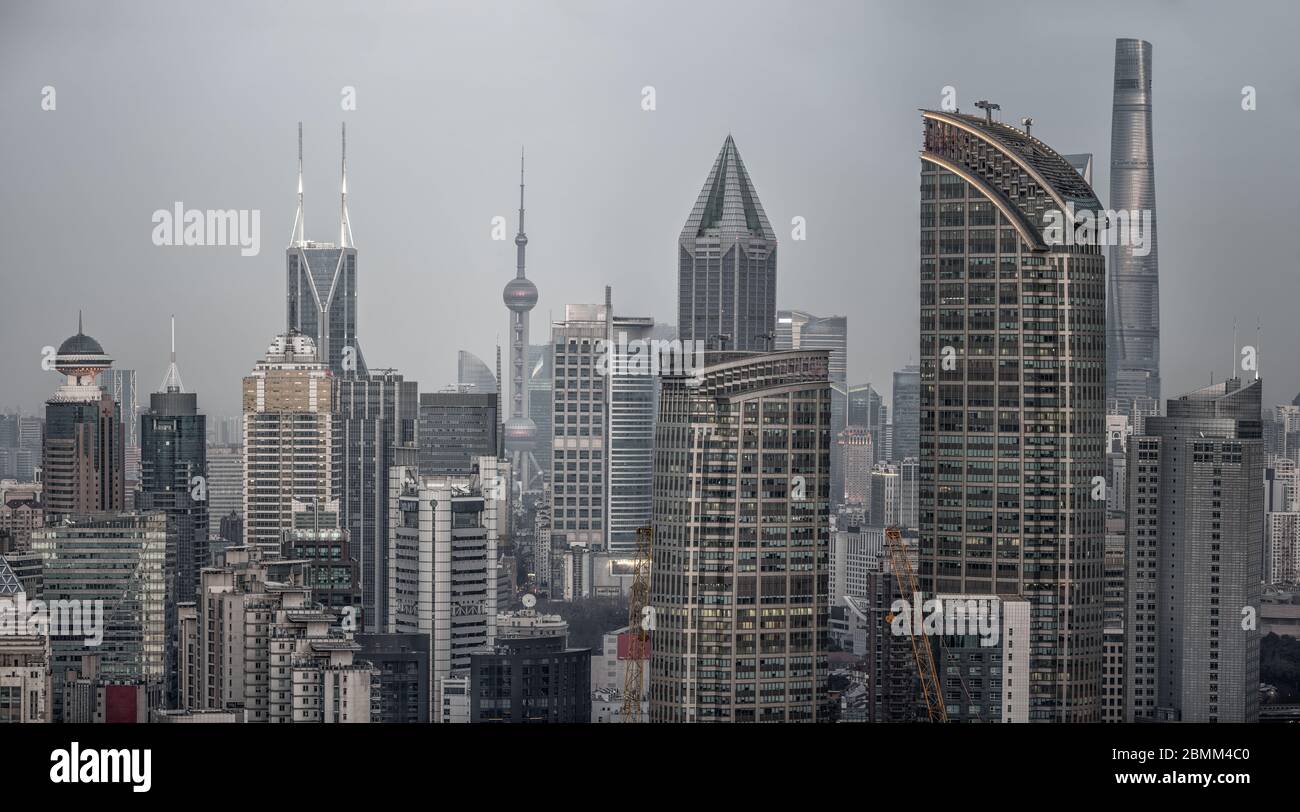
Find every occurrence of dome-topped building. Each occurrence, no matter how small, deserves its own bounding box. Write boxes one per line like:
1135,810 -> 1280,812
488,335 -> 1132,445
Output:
43,312 -> 125,518
51,312 -> 114,401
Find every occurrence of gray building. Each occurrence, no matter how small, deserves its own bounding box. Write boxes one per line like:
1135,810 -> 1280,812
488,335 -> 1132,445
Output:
848,383 -> 887,459
528,343 -> 554,485
1107,38 -> 1161,413
468,635 -> 590,723
918,107 -> 1106,722
777,311 -> 848,504
417,390 -> 499,478
891,365 -> 920,463
606,313 -> 657,555
649,350 -> 831,723
356,633 -> 431,723
678,135 -> 777,352
550,303 -> 610,549
1124,377 -> 1262,723
457,350 -> 497,395
335,370 -> 418,632
31,513 -> 168,719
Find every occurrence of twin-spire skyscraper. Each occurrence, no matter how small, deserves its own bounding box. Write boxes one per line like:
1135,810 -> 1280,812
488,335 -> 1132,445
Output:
286,122 -> 364,376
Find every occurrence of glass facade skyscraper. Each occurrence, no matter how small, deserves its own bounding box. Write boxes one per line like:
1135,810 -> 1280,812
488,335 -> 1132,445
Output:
1107,38 -> 1160,414
918,108 -> 1106,721
649,350 -> 831,722
678,135 -> 777,352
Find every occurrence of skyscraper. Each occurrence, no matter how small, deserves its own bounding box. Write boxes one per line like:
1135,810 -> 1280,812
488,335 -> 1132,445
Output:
334,370 -> 417,632
138,319 -> 208,601
550,303 -> 610,550
31,512 -> 168,719
286,123 -> 364,376
919,107 -> 1106,721
649,350 -> 831,722
777,311 -> 848,502
891,364 -> 920,462
503,152 -> 542,491
848,383 -> 887,458
1124,377 -> 1262,723
457,350 -> 497,394
98,368 -> 140,488
1107,38 -> 1160,414
387,457 -> 499,708
417,390 -> 499,477
241,331 -> 335,553
137,320 -> 207,707
42,316 -> 124,520
528,343 -> 554,482
606,312 -> 656,555
678,135 -> 777,352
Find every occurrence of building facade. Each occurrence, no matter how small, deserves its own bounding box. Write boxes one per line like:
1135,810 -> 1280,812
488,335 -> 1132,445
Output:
242,331 -> 335,553
678,135 -> 777,353
649,350 -> 831,722
918,108 -> 1107,721
1124,378 -> 1262,723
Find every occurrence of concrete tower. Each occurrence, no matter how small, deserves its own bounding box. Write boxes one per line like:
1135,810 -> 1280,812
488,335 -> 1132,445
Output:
503,150 -> 541,491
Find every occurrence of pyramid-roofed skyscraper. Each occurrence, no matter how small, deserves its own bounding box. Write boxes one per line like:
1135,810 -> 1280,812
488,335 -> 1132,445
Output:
678,135 -> 777,352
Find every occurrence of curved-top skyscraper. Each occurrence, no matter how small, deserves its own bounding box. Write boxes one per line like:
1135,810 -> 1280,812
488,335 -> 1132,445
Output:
503,151 -> 540,490
918,106 -> 1107,721
1107,38 -> 1160,414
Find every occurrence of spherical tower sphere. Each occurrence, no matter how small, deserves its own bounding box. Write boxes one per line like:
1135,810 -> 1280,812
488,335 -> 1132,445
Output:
503,277 -> 538,312
504,416 -> 538,449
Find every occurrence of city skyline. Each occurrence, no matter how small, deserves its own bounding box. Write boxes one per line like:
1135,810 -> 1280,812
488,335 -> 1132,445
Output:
3,1 -> 1297,422
2,0 -> 1297,750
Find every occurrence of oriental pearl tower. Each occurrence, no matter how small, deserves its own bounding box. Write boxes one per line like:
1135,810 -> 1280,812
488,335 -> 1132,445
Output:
503,150 -> 541,492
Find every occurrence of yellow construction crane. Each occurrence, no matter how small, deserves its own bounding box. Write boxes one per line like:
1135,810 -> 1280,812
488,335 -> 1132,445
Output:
620,525 -> 653,722
884,526 -> 948,722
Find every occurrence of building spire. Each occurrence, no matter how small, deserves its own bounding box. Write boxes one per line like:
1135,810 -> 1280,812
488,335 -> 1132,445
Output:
159,314 -> 185,393
340,122 -> 353,249
78,309 -> 83,335
515,147 -> 527,279
290,122 -> 305,247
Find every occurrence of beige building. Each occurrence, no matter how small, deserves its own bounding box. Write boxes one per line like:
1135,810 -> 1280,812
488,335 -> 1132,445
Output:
0,499 -> 43,550
183,545 -> 372,722
242,331 -> 335,553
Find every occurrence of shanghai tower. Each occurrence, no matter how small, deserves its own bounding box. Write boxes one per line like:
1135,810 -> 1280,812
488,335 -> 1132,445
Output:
1106,38 -> 1160,414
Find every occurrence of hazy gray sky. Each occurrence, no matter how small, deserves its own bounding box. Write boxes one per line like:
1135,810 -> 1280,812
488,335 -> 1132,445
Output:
2,0 -> 1297,420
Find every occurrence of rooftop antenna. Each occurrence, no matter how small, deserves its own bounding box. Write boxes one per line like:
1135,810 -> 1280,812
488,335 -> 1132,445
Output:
159,314 -> 185,393
1232,317 -> 1238,381
290,122 -> 305,247
1020,116 -> 1033,136
515,147 -> 527,279
340,122 -> 353,249
974,100 -> 1000,124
